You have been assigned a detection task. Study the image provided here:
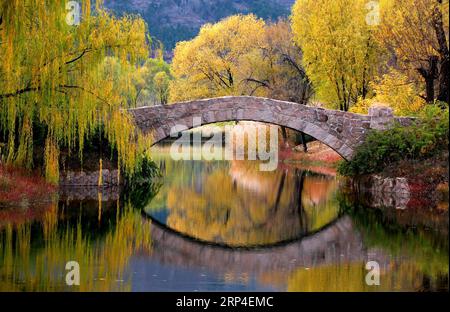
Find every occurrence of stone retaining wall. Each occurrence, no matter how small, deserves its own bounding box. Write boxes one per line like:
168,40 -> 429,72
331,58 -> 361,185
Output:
59,169 -> 120,187
357,175 -> 411,209
59,185 -> 121,201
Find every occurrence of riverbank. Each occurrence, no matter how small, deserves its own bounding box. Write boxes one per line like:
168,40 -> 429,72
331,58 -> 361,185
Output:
279,141 -> 342,176
378,150 -> 448,189
0,164 -> 56,207
0,164 -> 57,228
351,151 -> 449,211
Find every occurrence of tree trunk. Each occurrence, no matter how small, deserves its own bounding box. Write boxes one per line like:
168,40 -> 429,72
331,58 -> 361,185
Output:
437,57 -> 449,104
294,169 -> 308,235
434,0 -> 449,104
272,170 -> 287,214
418,56 -> 439,103
281,126 -> 289,148
299,132 -> 308,153
425,76 -> 435,103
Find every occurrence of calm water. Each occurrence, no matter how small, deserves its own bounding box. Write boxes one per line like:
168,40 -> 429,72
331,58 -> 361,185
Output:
0,144 -> 448,292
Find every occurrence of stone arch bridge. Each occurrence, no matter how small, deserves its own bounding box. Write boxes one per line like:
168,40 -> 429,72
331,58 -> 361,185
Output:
128,96 -> 414,160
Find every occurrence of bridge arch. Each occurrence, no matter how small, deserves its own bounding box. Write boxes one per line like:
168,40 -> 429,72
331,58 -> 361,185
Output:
148,216 -> 368,273
128,96 -> 407,160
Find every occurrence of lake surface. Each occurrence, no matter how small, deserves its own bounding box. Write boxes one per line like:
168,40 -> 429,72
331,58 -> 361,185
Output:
0,144 -> 448,291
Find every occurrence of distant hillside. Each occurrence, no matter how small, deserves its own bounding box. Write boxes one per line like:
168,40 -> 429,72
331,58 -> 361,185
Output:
104,0 -> 295,51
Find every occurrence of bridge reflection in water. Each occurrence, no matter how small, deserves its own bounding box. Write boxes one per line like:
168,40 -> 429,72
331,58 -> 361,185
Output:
149,215 -> 366,278
0,144 -> 448,291
141,144 -> 447,291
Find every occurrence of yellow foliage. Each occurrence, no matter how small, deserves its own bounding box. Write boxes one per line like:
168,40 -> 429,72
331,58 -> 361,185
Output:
147,150 -> 340,247
170,16 -> 313,104
169,15 -> 267,102
349,98 -> 374,115
377,0 -> 449,84
0,201 -> 152,291
291,0 -> 382,111
287,262 -> 429,292
350,69 -> 427,116
0,1 -> 151,181
44,138 -> 60,185
153,71 -> 170,105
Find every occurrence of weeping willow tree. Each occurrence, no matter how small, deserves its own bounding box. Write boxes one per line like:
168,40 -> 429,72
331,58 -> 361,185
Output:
0,0 -> 152,183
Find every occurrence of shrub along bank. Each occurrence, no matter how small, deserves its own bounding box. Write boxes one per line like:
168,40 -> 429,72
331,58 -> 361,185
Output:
338,106 -> 449,177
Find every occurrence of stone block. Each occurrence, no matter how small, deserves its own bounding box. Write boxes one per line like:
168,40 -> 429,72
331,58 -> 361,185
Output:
369,105 -> 393,118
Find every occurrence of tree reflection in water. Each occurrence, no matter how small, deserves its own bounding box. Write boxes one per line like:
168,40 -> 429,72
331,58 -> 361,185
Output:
0,199 -> 152,291
0,145 -> 447,292
146,150 -> 340,246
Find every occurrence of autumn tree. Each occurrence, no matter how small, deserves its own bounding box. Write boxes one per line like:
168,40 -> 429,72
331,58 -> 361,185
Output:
0,1 -> 151,182
170,16 -> 313,103
169,14 -> 267,102
242,19 -> 313,149
98,57 -> 140,107
243,20 -> 313,104
377,0 -> 449,104
291,0 -> 382,111
134,58 -> 172,106
350,69 -> 427,116
170,15 -> 314,149
153,71 -> 171,105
